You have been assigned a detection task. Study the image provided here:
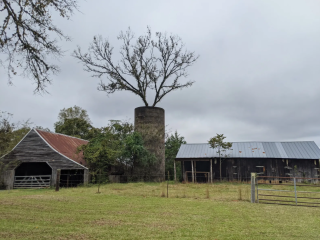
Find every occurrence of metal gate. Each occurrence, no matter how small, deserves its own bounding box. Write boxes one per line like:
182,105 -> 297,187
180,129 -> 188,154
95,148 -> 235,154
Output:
255,176 -> 320,207
14,175 -> 51,189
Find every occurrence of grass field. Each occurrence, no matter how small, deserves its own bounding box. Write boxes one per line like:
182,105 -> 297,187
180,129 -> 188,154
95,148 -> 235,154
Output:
1,182 -> 320,239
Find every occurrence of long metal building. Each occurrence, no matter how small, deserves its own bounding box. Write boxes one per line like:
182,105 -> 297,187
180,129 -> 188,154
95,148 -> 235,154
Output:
175,141 -> 320,182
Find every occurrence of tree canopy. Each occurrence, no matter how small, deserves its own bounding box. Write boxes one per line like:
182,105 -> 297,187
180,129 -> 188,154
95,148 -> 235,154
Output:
78,120 -> 156,179
73,27 -> 198,107
208,133 -> 232,181
0,111 -> 31,157
165,131 -> 186,180
208,134 -> 232,155
0,0 -> 78,92
54,106 -> 96,140
0,111 -> 32,188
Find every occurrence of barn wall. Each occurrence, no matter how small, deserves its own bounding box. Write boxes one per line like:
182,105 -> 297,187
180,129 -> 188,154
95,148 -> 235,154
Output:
1,130 -> 86,171
0,130 -> 87,188
181,158 -> 319,182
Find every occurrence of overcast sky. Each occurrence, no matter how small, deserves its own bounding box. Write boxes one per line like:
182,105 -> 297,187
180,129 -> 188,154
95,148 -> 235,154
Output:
1,0 -> 320,145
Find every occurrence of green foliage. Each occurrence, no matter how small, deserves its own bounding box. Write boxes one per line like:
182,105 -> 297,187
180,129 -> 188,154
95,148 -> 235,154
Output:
208,133 -> 232,155
208,133 -> 232,181
0,111 -> 28,188
122,132 -> 156,172
79,129 -> 122,183
54,106 -> 96,140
78,120 -> 155,179
0,111 -> 32,157
56,106 -> 91,123
165,131 -> 186,180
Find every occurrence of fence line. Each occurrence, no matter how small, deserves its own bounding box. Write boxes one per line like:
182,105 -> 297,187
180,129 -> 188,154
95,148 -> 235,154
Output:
251,173 -> 320,207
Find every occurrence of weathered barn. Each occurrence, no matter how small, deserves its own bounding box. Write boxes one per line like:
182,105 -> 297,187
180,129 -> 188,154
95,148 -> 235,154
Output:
0,129 -> 89,189
175,142 -> 320,182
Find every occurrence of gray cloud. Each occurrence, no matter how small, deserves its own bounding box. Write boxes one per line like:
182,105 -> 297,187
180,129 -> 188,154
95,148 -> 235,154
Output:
1,0 -> 320,145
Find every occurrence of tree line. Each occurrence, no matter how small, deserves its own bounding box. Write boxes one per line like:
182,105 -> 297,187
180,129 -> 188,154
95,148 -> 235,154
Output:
0,106 -> 186,181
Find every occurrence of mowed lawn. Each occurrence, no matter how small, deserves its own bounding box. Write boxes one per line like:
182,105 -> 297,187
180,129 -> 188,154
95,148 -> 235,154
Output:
0,182 -> 320,239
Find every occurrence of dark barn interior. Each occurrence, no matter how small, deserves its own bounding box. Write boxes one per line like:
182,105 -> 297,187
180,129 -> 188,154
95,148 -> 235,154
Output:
15,162 -> 52,176
60,169 -> 84,187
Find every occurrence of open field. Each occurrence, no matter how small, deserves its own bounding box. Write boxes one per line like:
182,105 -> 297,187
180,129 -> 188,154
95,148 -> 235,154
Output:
1,182 -> 320,239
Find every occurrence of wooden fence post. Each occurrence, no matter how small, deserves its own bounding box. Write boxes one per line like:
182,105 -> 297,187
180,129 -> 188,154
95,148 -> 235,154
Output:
294,177 -> 297,205
210,159 -> 213,183
83,169 -> 89,186
174,161 -> 177,182
191,161 -> 194,183
167,171 -> 169,198
194,161 -> 197,183
251,172 -> 256,203
55,169 -> 61,192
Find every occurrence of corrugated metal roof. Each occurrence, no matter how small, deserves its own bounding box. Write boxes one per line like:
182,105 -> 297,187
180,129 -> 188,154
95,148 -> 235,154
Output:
176,141 -> 320,159
35,129 -> 88,166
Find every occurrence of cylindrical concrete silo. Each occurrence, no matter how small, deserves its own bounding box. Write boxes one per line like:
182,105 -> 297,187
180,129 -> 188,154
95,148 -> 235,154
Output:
134,107 -> 165,180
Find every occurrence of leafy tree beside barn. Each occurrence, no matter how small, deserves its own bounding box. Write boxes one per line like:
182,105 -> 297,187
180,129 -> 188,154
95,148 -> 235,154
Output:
77,120 -> 155,182
54,106 -> 97,140
208,134 -> 232,181
165,131 -> 186,180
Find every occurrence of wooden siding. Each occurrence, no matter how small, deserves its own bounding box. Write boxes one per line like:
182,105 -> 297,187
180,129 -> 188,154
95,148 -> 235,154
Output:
0,129 -> 87,171
181,158 -> 320,181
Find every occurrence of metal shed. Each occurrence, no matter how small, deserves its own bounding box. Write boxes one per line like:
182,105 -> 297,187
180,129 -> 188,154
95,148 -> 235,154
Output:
175,142 -> 320,183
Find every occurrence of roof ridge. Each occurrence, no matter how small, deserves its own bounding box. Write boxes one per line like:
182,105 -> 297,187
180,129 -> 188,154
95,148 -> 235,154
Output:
34,129 -> 88,169
182,141 -> 315,145
34,128 -> 89,142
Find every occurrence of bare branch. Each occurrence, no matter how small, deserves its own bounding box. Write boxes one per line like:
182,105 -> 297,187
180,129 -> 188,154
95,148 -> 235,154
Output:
73,27 -> 199,107
0,0 -> 78,93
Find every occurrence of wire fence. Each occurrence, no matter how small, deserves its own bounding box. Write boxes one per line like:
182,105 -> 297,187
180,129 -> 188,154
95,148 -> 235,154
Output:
88,173 -> 254,185
256,176 -> 320,207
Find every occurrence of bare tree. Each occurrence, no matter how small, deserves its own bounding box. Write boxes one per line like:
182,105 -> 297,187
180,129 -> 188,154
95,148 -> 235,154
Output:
0,0 -> 78,92
73,27 -> 198,107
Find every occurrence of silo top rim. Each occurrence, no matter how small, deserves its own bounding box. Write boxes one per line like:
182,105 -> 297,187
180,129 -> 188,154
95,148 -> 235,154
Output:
135,106 -> 164,111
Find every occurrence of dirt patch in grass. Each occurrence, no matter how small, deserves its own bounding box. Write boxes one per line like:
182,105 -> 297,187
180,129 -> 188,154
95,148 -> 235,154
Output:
22,195 -> 75,202
144,222 -> 178,231
91,218 -> 124,227
58,233 -> 91,240
159,211 -> 175,217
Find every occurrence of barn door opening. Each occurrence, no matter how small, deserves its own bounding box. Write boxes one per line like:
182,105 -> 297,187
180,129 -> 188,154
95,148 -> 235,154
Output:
60,169 -> 84,187
14,162 -> 52,189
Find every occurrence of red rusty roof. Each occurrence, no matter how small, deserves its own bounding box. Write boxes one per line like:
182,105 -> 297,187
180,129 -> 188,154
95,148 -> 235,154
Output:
35,129 -> 88,167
